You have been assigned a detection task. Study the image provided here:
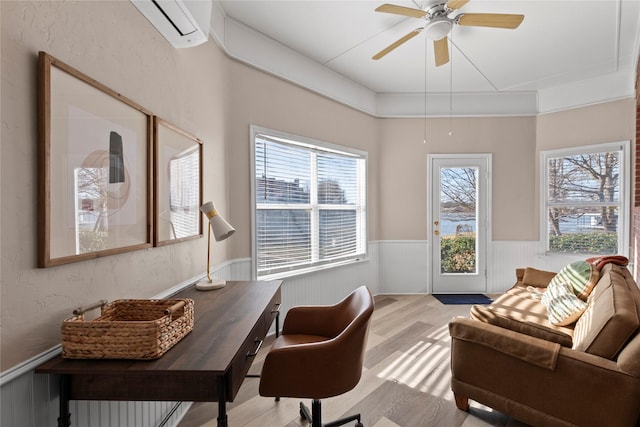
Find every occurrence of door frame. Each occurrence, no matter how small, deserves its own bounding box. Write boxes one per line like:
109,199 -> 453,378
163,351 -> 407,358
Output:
427,153 -> 492,294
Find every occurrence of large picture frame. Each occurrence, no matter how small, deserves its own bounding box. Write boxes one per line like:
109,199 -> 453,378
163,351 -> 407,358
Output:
38,52 -> 153,267
153,118 -> 203,246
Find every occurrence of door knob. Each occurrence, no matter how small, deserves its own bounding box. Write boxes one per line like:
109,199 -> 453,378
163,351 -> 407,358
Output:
434,230 -> 440,236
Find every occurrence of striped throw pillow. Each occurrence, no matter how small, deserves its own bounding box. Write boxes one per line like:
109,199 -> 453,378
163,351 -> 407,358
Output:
542,281 -> 588,326
550,261 -> 599,301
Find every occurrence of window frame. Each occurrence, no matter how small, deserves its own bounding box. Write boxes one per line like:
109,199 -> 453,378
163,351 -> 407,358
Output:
540,140 -> 630,257
250,125 -> 368,280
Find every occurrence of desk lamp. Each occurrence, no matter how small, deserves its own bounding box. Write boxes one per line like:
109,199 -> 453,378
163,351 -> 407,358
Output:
196,201 -> 235,291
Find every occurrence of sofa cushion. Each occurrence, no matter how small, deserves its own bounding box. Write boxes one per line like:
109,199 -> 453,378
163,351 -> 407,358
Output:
470,304 -> 573,347
572,266 -> 640,359
471,285 -> 574,346
549,261 -> 599,301
541,281 -> 588,326
522,267 -> 556,288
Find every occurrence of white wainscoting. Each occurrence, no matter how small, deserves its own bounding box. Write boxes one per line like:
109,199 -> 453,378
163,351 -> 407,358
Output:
376,240 -> 544,295
0,368 -> 188,427
2,240 -> 546,427
378,240 -> 429,294
488,241 -> 587,293
489,240 -> 542,293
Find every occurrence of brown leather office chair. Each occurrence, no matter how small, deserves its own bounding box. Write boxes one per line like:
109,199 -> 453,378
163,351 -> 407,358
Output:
259,285 -> 374,427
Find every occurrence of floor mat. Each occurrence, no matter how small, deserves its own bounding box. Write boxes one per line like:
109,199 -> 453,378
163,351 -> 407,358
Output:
433,293 -> 493,305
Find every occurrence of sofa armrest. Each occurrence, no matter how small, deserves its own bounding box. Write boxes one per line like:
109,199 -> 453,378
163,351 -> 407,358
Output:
449,317 -> 561,370
450,317 -> 632,376
450,317 -> 640,427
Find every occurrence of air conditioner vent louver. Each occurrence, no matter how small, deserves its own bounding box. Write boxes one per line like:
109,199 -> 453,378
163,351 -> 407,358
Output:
131,0 -> 212,48
151,0 -> 197,36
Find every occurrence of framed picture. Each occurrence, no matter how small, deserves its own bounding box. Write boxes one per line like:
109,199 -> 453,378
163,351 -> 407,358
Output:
153,118 -> 203,246
38,52 -> 153,267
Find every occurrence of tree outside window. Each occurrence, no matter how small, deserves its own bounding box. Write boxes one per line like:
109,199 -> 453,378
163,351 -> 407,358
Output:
544,143 -> 627,255
439,167 -> 477,273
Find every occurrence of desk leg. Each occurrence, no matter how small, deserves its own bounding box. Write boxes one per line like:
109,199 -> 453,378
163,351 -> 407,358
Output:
58,374 -> 71,427
217,377 -> 228,427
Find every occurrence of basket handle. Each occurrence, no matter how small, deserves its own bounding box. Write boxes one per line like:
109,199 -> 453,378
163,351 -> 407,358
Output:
165,300 -> 186,316
73,299 -> 108,316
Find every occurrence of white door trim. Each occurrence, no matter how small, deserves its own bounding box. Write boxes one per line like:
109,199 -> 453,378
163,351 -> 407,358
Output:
427,153 -> 492,294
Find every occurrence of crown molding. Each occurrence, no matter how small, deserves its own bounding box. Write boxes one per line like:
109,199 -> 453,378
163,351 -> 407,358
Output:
209,3 -> 635,118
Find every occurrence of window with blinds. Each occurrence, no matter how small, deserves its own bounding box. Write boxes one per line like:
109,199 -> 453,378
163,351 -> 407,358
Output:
542,141 -> 629,256
252,127 -> 367,278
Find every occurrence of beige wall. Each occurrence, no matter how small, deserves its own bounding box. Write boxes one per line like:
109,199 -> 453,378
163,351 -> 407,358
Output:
375,99 -> 635,244
536,98 -> 636,243
225,61 -> 381,258
0,1 -> 228,370
378,116 -> 537,241
537,99 -> 636,151
0,1 -> 636,372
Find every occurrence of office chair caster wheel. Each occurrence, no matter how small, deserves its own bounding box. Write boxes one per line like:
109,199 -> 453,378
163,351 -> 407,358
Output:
299,402 -> 310,421
355,422 -> 363,427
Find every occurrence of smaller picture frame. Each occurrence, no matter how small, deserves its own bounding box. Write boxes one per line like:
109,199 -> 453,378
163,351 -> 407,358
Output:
153,117 -> 203,246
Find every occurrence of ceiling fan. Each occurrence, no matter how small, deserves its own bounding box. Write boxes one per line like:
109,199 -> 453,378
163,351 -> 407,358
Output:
372,0 -> 524,66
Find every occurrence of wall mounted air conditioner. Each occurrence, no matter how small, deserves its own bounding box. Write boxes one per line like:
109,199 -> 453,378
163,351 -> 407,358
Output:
131,0 -> 212,48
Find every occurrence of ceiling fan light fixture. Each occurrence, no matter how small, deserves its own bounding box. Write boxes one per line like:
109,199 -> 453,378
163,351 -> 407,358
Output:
424,19 -> 452,40
372,1 -> 525,64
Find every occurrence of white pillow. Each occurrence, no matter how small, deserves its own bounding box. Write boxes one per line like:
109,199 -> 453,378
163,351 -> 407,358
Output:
549,261 -> 599,301
541,281 -> 588,326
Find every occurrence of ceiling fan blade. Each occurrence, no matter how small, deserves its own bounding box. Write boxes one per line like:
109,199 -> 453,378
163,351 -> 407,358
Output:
433,37 -> 449,67
457,13 -> 524,29
446,0 -> 469,11
372,29 -> 422,60
375,4 -> 427,18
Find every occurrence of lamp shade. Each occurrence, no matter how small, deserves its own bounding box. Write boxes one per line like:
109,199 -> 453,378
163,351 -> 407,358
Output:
200,201 -> 235,242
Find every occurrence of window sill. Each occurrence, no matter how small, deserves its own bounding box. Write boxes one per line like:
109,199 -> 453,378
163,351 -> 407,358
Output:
258,257 -> 369,281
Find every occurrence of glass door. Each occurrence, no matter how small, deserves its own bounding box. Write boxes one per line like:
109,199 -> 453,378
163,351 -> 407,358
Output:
430,155 -> 489,293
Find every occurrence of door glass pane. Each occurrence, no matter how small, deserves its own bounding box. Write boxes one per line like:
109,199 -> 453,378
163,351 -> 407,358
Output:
440,167 -> 478,274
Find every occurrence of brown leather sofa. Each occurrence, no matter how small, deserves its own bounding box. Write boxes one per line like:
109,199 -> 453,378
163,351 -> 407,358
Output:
449,263 -> 640,427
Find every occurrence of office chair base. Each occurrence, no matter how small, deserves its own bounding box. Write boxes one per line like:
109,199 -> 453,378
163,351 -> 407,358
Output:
300,400 -> 363,427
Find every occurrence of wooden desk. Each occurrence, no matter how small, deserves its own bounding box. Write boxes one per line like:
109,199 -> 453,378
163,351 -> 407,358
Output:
36,280 -> 282,427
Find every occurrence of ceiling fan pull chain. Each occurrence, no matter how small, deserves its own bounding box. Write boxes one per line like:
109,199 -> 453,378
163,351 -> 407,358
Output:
449,32 -> 454,136
424,35 -> 428,145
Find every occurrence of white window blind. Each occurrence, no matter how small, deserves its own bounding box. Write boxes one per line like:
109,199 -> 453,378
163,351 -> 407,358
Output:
169,147 -> 200,239
252,129 -> 367,278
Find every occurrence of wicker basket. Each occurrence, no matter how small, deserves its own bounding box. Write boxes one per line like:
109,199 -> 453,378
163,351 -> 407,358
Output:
61,298 -> 194,359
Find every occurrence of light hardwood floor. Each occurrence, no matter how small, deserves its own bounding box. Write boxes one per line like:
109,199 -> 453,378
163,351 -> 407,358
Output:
178,294 -> 528,427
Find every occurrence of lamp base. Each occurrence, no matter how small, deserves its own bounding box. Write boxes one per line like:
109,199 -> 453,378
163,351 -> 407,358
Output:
195,279 -> 226,291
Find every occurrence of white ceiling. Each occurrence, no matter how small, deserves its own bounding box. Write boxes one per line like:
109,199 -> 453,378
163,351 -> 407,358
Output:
211,0 -> 640,116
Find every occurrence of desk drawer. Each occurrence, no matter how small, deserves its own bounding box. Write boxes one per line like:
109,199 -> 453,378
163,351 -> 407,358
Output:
227,288 -> 281,400
262,287 -> 281,335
